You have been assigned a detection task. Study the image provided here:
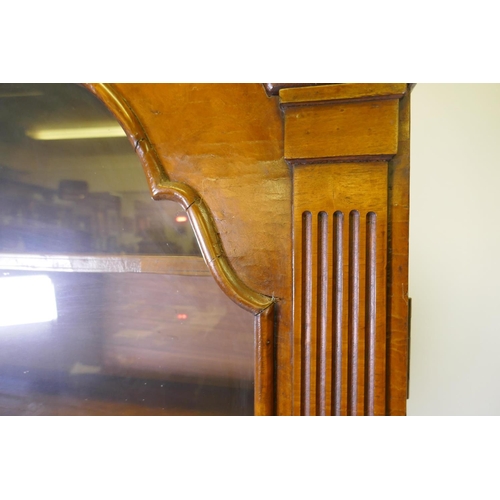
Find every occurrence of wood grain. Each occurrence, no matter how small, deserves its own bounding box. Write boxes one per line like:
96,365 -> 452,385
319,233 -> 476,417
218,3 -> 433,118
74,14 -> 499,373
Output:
293,163 -> 388,416
84,84 -> 273,315
78,83 -> 411,416
263,83 -> 327,96
1,83 -> 411,415
86,83 -> 293,415
386,90 -> 411,415
0,254 -> 210,275
284,99 -> 399,162
280,83 -> 407,106
87,84 -> 291,416
300,211 -> 313,416
254,303 -> 275,416
285,83 -> 410,415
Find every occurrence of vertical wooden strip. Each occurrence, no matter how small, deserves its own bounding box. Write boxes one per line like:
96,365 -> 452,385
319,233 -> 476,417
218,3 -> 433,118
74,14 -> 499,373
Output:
254,303 -> 275,416
364,212 -> 377,415
316,211 -> 328,415
348,210 -> 360,416
332,211 -> 343,416
301,211 -> 313,415
386,91 -> 410,415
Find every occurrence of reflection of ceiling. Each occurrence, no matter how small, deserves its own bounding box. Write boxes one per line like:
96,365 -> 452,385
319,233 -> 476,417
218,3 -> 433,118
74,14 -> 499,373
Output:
0,83 -> 147,193
0,84 -> 201,257
0,83 -> 119,131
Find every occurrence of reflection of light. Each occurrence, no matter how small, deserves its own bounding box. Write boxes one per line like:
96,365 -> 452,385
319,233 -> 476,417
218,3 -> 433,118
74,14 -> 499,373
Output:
0,275 -> 58,327
26,125 -> 126,140
175,215 -> 188,223
176,314 -> 188,320
0,90 -> 44,98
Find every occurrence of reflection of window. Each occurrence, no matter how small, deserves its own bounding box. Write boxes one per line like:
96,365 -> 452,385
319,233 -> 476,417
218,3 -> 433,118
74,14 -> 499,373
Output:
0,275 -> 57,327
0,84 -> 253,416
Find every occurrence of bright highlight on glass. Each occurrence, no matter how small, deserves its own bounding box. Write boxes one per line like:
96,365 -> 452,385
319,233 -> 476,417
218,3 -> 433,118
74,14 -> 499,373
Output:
175,216 -> 188,223
26,125 -> 126,141
0,275 -> 58,327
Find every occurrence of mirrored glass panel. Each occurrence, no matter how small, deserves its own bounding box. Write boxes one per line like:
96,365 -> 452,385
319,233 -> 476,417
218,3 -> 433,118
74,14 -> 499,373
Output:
0,270 -> 254,415
0,83 -> 200,256
0,84 -> 255,415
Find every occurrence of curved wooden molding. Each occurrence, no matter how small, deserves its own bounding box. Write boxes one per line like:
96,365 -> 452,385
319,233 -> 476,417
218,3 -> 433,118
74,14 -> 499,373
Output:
83,83 -> 275,415
263,83 -> 327,96
84,83 -> 273,315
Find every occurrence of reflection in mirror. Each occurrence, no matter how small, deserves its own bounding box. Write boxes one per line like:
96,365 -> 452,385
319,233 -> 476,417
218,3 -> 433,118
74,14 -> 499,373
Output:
0,270 -> 254,415
0,83 -> 200,256
0,84 -> 256,415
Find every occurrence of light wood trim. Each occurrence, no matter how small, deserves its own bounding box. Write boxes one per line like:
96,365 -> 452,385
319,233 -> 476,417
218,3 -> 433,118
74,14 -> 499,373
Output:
292,163 -> 389,416
255,303 -> 275,416
0,254 -> 211,276
285,83 -> 410,416
386,91 -> 411,415
263,83 -> 326,97
280,83 -> 407,106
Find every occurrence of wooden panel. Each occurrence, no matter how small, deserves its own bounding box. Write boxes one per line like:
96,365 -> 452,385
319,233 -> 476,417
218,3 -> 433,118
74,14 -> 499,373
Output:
280,83 -> 407,106
284,99 -> 399,162
263,83 -> 326,96
293,162 -> 388,416
254,304 -> 275,416
386,92 -> 411,415
106,84 -> 294,415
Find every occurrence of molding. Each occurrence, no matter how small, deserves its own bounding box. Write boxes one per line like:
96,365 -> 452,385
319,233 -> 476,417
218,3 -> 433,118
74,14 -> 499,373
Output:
84,83 -> 273,315
279,83 -> 408,107
0,254 -> 211,275
83,83 -> 275,415
263,83 -> 328,97
282,84 -> 407,166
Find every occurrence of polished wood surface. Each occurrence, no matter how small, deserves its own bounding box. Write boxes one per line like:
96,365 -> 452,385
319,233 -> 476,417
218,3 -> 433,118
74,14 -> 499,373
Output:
85,83 -> 286,415
0,83 -> 411,415
279,83 -> 407,105
88,82 -> 411,415
263,83 -> 326,96
292,164 -> 388,416
386,91 -> 411,415
284,99 -> 399,162
283,83 -> 410,415
84,84 -> 275,314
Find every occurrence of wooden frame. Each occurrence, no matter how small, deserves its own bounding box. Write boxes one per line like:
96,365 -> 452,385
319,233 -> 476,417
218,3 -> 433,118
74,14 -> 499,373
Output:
84,83 -> 276,416
82,83 -> 411,416
0,83 -> 410,415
